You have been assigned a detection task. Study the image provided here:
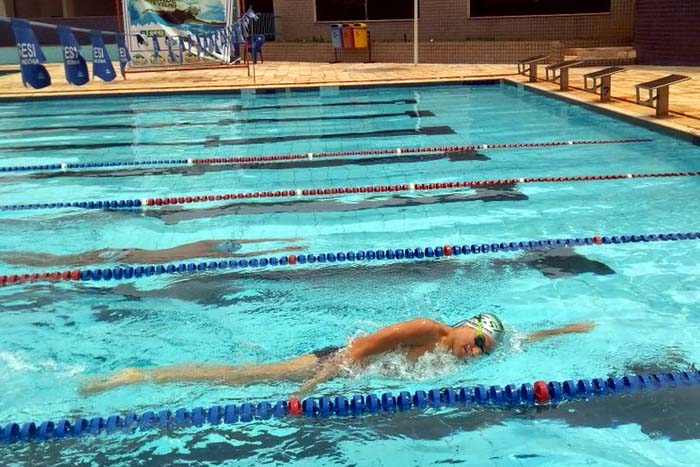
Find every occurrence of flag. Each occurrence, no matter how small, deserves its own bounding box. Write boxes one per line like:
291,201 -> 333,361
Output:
213,34 -> 221,55
245,7 -> 259,21
152,35 -> 162,62
177,36 -> 186,63
90,31 -> 116,82
195,34 -> 202,57
231,24 -> 243,45
115,35 -> 130,79
57,25 -> 89,86
10,19 -> 51,89
241,17 -> 250,40
166,37 -> 177,62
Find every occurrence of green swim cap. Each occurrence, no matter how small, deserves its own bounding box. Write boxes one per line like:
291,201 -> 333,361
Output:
453,313 -> 505,342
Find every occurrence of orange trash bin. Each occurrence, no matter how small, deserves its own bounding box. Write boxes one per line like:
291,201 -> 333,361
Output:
341,24 -> 355,48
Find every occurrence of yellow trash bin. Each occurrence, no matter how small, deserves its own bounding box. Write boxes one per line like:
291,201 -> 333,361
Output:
352,23 -> 368,48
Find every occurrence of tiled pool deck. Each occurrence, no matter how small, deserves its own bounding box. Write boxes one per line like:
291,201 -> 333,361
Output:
0,62 -> 698,140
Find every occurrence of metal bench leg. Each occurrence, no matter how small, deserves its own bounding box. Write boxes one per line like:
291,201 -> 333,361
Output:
529,64 -> 538,83
600,75 -> 612,102
656,86 -> 670,117
560,68 -> 569,91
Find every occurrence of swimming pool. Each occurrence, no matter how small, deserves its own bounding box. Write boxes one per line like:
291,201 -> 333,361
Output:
1,81 -> 700,466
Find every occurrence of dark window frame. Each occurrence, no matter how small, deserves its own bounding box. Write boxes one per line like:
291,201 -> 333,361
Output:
468,0 -> 611,18
314,0 -> 419,23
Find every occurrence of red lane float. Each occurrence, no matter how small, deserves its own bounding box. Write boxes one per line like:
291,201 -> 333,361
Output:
288,398 -> 302,416
534,381 -> 551,404
189,139 -> 652,166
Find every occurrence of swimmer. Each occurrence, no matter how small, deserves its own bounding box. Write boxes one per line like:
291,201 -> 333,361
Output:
0,238 -> 303,267
80,314 -> 595,397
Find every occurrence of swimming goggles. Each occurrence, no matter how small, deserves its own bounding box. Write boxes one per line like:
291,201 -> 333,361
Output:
474,316 -> 489,355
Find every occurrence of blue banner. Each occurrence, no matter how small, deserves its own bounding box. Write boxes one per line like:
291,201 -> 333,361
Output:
10,19 -> 51,89
115,35 -> 131,79
90,31 -> 116,82
57,25 -> 89,86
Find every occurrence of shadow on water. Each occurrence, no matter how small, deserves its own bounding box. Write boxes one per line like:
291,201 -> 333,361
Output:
0,247 -> 614,312
142,184 -> 528,225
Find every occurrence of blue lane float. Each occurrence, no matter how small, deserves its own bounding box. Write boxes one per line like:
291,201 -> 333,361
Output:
0,159 -> 189,174
1,232 -> 700,287
1,372 -> 698,445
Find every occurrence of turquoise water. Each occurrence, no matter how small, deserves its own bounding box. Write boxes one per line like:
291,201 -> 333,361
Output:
1,82 -> 700,465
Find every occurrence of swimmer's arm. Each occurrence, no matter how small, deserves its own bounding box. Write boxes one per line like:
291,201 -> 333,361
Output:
294,359 -> 342,399
524,322 -> 597,343
80,365 -> 241,395
345,319 -> 447,363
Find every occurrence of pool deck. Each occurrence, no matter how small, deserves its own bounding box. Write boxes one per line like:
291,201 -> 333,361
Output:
0,62 -> 698,141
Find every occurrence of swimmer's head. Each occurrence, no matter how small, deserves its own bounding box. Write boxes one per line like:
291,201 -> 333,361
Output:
448,313 -> 505,359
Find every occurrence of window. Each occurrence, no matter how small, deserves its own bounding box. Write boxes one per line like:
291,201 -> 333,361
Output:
316,0 -> 418,22
470,0 -> 611,18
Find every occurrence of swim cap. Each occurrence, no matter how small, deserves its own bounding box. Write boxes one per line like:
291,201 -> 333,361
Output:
215,240 -> 243,254
453,313 -> 505,342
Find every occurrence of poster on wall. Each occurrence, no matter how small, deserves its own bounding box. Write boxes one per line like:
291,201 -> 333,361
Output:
121,0 -> 239,66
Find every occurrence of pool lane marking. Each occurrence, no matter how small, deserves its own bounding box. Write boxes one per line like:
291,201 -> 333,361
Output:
0,98 -> 419,121
1,372 -> 697,444
0,111 -> 434,135
0,126 -> 456,153
0,232 -> 698,287
0,138 -> 654,175
0,170 -> 696,212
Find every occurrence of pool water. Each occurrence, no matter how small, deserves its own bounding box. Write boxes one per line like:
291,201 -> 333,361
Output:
1,82 -> 700,466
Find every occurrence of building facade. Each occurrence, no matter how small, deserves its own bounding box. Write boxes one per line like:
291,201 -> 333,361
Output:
1,0 -> 698,65
272,0 -> 634,43
1,0 -> 115,18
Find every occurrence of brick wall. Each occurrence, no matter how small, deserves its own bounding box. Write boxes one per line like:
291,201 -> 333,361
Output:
0,17 -> 120,47
273,0 -> 634,42
635,0 -> 700,65
262,39 -> 635,65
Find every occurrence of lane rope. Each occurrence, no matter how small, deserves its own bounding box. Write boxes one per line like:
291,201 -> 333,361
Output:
1,232 -> 698,287
0,138 -> 653,174
1,170 -> 697,212
1,371 -> 697,444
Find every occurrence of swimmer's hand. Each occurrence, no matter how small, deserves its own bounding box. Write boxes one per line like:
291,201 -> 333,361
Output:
79,368 -> 148,396
525,322 -> 597,343
294,358 -> 343,399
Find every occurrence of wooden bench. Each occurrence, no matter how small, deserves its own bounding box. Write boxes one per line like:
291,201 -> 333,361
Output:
583,66 -> 627,102
635,74 -> 691,117
517,55 -> 550,83
545,60 -> 584,91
